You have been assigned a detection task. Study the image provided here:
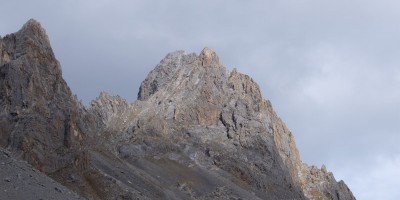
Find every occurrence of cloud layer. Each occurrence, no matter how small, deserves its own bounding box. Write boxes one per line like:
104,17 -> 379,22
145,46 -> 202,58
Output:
1,1 -> 399,199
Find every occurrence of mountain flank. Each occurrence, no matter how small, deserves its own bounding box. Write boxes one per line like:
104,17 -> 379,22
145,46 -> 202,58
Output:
0,19 -> 355,200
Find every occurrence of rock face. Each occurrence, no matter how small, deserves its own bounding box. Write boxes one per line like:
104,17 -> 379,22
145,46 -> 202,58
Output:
0,19 -> 355,200
299,164 -> 356,200
0,19 -> 88,173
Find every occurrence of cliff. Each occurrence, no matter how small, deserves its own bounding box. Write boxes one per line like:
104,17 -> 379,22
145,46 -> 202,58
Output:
0,19 -> 88,173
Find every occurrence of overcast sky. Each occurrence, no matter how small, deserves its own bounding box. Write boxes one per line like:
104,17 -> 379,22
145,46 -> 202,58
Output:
1,1 -> 400,199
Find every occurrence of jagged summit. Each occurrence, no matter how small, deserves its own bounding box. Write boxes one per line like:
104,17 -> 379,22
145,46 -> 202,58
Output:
0,18 -> 87,174
21,18 -> 44,32
18,18 -> 51,48
0,19 -> 54,67
138,47 -> 224,101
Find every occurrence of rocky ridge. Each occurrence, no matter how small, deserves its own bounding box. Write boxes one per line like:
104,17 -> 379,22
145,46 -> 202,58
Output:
0,19 -> 355,200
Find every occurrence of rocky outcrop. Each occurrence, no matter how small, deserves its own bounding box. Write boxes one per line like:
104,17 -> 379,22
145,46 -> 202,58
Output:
89,92 -> 131,134
299,164 -> 356,200
0,19 -> 355,200
0,19 -> 88,173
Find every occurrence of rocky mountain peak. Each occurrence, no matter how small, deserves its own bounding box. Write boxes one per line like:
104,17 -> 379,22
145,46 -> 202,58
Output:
20,18 -> 47,37
137,48 -> 225,101
131,48 -> 355,199
0,19 -> 87,174
0,18 -> 54,68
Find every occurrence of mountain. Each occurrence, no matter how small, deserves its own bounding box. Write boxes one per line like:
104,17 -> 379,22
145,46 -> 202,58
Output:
0,19 -> 355,200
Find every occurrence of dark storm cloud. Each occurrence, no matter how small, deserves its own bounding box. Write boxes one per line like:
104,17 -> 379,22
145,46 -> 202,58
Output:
1,1 -> 400,199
